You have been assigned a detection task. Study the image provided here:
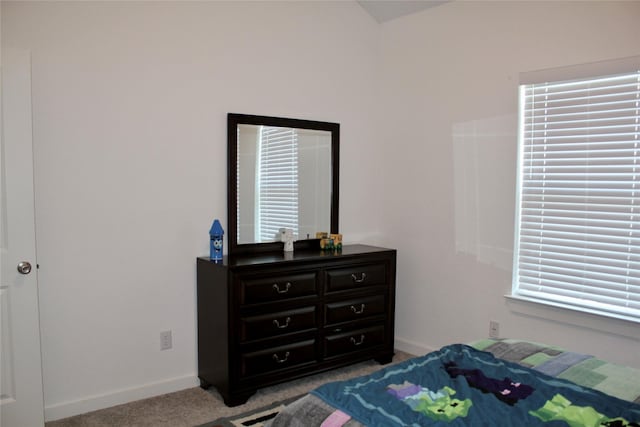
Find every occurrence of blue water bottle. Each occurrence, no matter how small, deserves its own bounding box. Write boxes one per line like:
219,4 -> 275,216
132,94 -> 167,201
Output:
209,219 -> 224,261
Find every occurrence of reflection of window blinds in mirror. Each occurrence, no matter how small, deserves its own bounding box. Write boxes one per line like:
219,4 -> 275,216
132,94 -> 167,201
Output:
256,126 -> 299,242
236,126 -> 241,241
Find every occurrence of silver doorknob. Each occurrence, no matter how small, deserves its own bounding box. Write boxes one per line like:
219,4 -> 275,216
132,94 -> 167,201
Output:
17,262 -> 32,275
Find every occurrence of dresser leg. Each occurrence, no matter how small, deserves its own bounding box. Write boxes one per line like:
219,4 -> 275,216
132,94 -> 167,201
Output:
375,353 -> 394,365
224,391 -> 255,407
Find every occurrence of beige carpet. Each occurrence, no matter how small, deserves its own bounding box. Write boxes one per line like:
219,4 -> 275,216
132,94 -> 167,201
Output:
45,351 -> 415,427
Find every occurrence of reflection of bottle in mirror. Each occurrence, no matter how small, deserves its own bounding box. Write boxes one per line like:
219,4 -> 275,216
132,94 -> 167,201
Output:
210,219 -> 224,261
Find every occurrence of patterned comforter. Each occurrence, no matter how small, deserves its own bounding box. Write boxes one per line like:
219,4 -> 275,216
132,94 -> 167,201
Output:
269,339 -> 640,427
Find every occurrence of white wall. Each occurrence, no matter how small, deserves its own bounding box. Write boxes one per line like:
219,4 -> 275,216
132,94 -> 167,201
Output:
378,1 -> 640,367
4,0 -> 640,422
2,1 -> 384,420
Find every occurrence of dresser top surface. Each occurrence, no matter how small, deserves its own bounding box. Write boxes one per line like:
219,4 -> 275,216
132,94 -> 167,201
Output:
198,244 -> 395,268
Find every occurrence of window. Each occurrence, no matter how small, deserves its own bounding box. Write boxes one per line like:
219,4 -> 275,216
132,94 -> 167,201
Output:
255,126 -> 299,242
512,66 -> 640,322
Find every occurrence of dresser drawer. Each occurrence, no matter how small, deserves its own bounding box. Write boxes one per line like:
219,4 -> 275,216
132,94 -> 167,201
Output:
324,325 -> 385,358
238,272 -> 318,305
241,340 -> 316,377
240,307 -> 317,342
325,264 -> 387,292
325,295 -> 385,325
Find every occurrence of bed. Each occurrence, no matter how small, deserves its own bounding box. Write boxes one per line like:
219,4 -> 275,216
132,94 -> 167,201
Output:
268,339 -> 640,426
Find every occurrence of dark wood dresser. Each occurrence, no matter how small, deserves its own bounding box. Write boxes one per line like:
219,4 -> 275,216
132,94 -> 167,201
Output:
196,244 -> 396,406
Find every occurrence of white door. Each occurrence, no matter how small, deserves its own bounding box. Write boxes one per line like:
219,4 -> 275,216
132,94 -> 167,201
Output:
0,48 -> 45,427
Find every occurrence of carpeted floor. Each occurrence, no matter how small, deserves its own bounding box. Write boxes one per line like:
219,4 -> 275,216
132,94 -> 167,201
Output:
45,351 -> 414,427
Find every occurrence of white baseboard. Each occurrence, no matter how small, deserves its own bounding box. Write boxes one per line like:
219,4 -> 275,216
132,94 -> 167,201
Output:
44,375 -> 199,422
45,341 -> 431,422
394,337 -> 435,357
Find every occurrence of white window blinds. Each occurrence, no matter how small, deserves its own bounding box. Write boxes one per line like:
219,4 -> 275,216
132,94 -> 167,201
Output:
256,126 -> 299,242
513,70 -> 640,322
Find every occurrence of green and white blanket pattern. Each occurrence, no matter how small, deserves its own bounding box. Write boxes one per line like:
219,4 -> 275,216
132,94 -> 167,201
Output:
269,339 -> 640,427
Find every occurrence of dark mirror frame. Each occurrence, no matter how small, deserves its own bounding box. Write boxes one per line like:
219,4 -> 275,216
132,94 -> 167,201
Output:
228,113 -> 340,256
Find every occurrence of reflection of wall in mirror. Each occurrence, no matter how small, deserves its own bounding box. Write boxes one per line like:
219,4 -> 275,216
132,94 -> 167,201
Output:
298,129 -> 332,240
237,126 -> 258,243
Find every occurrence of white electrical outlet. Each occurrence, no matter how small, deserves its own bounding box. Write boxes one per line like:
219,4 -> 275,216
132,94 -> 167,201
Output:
160,330 -> 172,351
489,321 -> 500,338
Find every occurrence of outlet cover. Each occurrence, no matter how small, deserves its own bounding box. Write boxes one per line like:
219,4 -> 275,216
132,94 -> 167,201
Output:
160,330 -> 172,351
489,321 -> 499,339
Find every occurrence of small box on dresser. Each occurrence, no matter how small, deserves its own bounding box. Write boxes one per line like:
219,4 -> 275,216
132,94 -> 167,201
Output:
196,244 -> 396,406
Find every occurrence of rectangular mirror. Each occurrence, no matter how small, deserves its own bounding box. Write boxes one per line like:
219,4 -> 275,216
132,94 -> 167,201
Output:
228,114 -> 339,255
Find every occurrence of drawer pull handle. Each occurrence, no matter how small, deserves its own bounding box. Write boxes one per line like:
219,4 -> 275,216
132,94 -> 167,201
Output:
351,273 -> 367,284
272,282 -> 292,294
272,317 -> 291,329
350,334 -> 365,346
272,351 -> 290,364
350,304 -> 366,315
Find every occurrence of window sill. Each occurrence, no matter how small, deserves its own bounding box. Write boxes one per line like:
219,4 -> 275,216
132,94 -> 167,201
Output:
504,294 -> 640,339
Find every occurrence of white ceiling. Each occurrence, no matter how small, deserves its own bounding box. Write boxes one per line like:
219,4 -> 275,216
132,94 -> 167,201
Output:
357,0 -> 448,23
